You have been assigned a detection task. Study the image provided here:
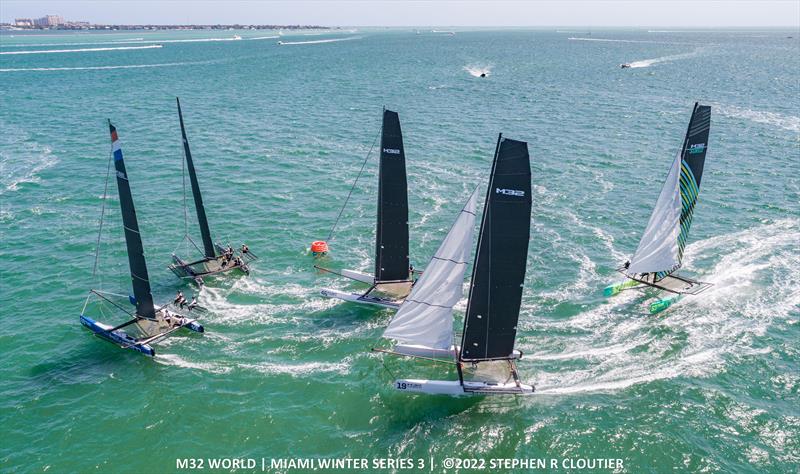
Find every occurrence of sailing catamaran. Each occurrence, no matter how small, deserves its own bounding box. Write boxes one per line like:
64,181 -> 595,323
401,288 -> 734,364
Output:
80,121 -> 204,357
318,109 -> 414,309
168,98 -> 256,285
376,135 -> 534,395
605,103 -> 712,313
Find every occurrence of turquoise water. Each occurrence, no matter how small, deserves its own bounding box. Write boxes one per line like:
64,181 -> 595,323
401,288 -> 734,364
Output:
1,28 -> 798,473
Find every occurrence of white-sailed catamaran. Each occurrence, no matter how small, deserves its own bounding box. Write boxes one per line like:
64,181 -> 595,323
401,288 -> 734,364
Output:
80,121 -> 204,357
375,135 -> 534,395
318,109 -> 414,309
605,103 -> 713,314
168,98 -> 256,285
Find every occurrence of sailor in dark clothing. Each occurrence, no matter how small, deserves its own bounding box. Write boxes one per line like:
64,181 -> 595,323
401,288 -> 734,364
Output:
241,244 -> 249,255
623,261 -> 630,270
174,291 -> 186,307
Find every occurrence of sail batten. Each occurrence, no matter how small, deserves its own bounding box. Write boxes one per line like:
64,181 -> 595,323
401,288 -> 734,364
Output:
177,98 -> 215,259
460,136 -> 532,362
108,122 -> 156,320
627,103 -> 711,276
374,109 -> 410,283
383,188 -> 479,350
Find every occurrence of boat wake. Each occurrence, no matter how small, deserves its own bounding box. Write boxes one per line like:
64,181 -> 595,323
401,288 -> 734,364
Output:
624,48 -> 703,68
529,219 -> 800,395
278,36 -> 361,45
713,103 -> 800,133
463,64 -> 493,77
0,60 -> 215,73
0,44 -> 162,55
568,37 -> 677,45
0,122 -> 58,195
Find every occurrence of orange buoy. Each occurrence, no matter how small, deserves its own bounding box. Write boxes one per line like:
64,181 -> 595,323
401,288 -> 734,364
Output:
310,240 -> 329,255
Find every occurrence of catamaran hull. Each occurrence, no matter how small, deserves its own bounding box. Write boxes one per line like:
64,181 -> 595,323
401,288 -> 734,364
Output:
319,288 -> 401,309
79,315 -> 156,357
394,378 -> 534,396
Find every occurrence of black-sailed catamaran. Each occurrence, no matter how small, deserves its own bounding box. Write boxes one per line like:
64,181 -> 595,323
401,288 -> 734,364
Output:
168,98 -> 257,286
80,121 -> 204,357
317,109 -> 415,309
605,103 -> 713,313
375,135 -> 534,395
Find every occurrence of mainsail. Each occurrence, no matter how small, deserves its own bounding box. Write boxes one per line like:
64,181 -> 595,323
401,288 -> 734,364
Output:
460,136 -> 531,361
177,98 -> 215,259
383,188 -> 479,349
374,109 -> 410,283
627,103 -> 711,276
109,122 -> 156,320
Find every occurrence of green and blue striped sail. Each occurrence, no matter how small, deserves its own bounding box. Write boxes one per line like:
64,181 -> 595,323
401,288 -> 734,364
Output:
628,103 -> 710,279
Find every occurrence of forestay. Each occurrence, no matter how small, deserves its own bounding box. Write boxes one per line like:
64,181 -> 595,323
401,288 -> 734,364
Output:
383,188 -> 479,349
628,103 -> 711,276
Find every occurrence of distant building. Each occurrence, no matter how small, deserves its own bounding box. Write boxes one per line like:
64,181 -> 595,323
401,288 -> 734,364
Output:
14,18 -> 33,27
33,15 -> 63,27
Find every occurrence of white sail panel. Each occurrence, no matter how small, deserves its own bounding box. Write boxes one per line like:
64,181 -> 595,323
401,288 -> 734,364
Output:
628,151 -> 682,274
383,188 -> 478,350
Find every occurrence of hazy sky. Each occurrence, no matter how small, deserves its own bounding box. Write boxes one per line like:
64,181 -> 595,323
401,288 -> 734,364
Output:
2,1 -> 799,27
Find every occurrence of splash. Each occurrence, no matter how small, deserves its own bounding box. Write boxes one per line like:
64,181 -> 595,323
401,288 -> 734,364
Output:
0,44 -> 162,55
624,48 -> 703,68
529,219 -> 800,395
463,64 -> 493,77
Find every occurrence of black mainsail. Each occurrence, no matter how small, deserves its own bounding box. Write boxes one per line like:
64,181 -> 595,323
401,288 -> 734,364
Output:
460,135 -> 531,361
374,109 -> 410,283
177,97 -> 215,259
109,121 -> 156,320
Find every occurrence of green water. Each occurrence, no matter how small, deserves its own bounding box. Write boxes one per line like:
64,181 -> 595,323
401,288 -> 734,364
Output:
1,28 -> 798,473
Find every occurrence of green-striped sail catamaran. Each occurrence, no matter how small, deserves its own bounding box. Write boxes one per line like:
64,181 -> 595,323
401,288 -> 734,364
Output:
605,103 -> 713,313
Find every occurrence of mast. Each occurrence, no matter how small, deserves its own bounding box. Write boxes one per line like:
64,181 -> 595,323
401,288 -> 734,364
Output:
374,109 -> 410,282
108,121 -> 156,320
627,103 -> 711,276
177,97 -> 215,259
460,135 -> 531,362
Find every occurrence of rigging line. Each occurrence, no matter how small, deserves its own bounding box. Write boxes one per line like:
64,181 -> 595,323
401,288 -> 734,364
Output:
92,147 -> 114,278
326,124 -> 382,242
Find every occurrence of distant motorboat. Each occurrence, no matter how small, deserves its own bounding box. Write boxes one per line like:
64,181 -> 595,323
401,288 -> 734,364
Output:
620,63 -> 632,69
232,35 -> 242,40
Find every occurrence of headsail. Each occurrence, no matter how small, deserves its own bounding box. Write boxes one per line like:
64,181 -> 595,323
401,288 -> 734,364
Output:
109,122 -> 156,320
460,136 -> 531,361
627,103 -> 711,276
177,98 -> 215,259
374,109 -> 410,283
383,188 -> 479,350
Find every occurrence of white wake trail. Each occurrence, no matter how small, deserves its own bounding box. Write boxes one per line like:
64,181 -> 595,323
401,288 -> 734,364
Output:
0,44 -> 162,55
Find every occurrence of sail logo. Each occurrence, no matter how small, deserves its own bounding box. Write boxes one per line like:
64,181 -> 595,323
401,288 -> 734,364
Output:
116,171 -> 128,181
688,143 -> 706,154
496,188 -> 525,197
383,148 -> 401,154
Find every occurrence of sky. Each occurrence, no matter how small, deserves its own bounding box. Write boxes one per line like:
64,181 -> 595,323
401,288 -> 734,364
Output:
1,1 -> 799,27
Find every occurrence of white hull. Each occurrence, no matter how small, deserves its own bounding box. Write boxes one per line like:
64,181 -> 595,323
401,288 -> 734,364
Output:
394,378 -> 534,396
319,288 -> 401,309
341,269 -> 375,284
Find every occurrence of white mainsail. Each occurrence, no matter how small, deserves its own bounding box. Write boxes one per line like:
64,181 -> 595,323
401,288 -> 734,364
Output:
628,151 -> 682,274
382,188 -> 478,350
